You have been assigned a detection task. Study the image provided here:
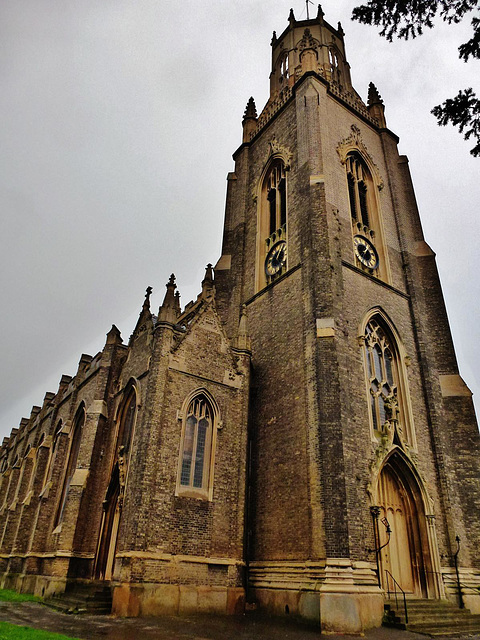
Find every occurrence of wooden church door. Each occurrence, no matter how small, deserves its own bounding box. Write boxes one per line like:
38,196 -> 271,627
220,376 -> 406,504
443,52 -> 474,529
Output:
95,391 -> 136,581
95,466 -> 121,580
377,464 -> 426,597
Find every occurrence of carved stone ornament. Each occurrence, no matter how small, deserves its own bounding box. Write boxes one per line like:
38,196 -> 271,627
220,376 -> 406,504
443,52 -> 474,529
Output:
336,125 -> 384,190
266,138 -> 292,170
253,140 -> 292,203
366,442 -> 431,512
298,28 -> 319,52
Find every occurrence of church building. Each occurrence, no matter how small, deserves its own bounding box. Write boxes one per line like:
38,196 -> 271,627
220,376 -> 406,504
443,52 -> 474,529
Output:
1,8 -> 479,634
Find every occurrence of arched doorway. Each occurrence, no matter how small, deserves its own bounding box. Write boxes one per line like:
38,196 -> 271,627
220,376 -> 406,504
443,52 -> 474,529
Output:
95,465 -> 121,580
376,455 -> 435,598
94,388 -> 137,581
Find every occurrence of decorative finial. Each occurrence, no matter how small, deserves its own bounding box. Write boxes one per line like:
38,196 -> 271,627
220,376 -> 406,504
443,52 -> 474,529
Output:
106,324 -> 123,345
317,4 -> 324,19
289,8 -> 295,24
174,290 -> 181,315
367,82 -> 386,127
202,263 -> 214,298
368,82 -> 384,106
234,304 -> 251,351
299,28 -> 317,52
239,305 -> 248,336
144,286 -> 153,309
271,30 -> 277,46
158,274 -> 178,324
204,263 -> 214,281
243,97 -> 258,122
337,21 -> 344,36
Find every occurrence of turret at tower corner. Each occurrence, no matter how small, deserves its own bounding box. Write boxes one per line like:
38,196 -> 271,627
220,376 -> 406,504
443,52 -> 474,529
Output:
1,8 -> 479,635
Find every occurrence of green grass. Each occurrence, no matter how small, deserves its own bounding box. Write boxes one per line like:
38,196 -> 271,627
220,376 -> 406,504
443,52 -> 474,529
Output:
0,622 -> 81,639
0,591 -> 41,604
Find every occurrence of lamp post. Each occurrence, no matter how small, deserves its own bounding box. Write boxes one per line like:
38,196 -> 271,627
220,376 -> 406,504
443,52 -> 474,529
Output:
369,506 -> 392,588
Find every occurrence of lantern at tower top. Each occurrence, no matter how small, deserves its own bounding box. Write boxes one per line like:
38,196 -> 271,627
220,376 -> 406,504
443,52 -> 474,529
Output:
269,6 -> 352,101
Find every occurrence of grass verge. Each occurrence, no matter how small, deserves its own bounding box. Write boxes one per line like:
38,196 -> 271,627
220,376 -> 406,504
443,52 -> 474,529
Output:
0,591 -> 41,604
0,621 -> 80,639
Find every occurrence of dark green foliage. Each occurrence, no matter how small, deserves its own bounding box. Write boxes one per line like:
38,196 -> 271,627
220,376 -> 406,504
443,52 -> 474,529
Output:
432,89 -> 480,156
352,0 -> 480,155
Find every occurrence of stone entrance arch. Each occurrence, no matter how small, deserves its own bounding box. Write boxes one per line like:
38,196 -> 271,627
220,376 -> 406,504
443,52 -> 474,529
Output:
94,465 -> 121,581
374,452 -> 443,599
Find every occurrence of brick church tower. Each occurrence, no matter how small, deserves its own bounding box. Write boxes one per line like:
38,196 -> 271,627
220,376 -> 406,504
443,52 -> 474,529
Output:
214,6 -> 480,632
1,7 -> 479,635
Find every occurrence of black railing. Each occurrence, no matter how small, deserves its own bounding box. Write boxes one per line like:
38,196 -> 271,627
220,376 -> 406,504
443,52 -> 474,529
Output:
453,535 -> 465,609
385,570 -> 408,625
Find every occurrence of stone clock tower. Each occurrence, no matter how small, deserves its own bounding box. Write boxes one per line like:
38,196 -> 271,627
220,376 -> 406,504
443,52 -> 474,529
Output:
1,6 -> 480,635
215,6 -> 480,633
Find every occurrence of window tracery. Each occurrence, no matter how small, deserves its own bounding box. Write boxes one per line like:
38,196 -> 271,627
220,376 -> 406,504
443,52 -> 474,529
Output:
365,321 -> 397,432
177,393 -> 216,498
116,390 -> 136,458
346,151 -> 388,280
258,159 -> 288,290
362,317 -> 416,450
347,152 -> 372,232
54,409 -> 84,526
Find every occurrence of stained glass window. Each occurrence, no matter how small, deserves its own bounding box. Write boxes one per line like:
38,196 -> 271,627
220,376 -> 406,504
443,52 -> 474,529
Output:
364,320 -> 398,432
180,396 -> 213,492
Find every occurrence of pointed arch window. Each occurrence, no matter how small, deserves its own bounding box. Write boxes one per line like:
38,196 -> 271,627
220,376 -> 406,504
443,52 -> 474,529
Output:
365,322 -> 396,432
347,152 -> 372,231
266,162 -> 287,235
116,390 -> 136,457
177,393 -> 216,499
363,318 -> 415,448
280,54 -> 289,83
54,409 -> 84,527
258,159 -> 288,290
346,152 -> 389,281
329,47 -> 343,84
94,388 -> 137,581
40,421 -> 63,495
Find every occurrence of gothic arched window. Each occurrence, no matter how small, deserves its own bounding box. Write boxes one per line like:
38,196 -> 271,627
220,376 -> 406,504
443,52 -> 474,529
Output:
347,152 -> 372,231
280,54 -> 289,84
346,152 -> 389,281
54,408 -> 84,527
41,421 -> 62,495
116,390 -> 136,456
258,159 -> 288,290
363,317 -> 415,448
266,161 -> 287,236
365,320 -> 397,432
177,394 -> 216,498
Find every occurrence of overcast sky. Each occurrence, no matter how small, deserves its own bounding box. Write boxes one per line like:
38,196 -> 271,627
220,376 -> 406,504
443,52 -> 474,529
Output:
1,0 -> 479,441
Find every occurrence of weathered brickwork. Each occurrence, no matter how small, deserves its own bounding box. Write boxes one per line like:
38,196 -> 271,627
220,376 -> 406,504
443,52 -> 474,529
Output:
1,8 -> 479,633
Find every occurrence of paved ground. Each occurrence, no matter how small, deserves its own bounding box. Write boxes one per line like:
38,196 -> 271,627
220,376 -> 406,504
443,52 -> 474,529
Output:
0,601 -> 479,640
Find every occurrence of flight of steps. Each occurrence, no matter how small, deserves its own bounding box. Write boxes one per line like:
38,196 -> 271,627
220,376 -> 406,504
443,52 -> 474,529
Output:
384,598 -> 480,636
45,581 -> 112,615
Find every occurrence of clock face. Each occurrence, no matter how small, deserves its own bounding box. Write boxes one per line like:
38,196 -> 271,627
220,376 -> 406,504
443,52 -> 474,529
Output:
265,241 -> 287,277
353,235 -> 379,269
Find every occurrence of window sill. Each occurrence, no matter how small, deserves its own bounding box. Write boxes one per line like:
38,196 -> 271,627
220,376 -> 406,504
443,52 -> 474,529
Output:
248,263 -> 302,305
175,487 -> 211,501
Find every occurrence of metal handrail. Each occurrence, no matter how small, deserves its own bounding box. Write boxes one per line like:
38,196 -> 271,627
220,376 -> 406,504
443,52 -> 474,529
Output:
385,570 -> 408,624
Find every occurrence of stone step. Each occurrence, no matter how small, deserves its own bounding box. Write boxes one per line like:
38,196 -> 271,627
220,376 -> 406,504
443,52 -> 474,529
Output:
383,599 -> 480,636
45,582 -> 112,615
409,621 -> 480,636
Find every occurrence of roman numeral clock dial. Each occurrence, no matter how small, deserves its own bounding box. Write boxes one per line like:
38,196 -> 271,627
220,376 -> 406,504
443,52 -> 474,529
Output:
353,235 -> 379,270
265,241 -> 287,277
